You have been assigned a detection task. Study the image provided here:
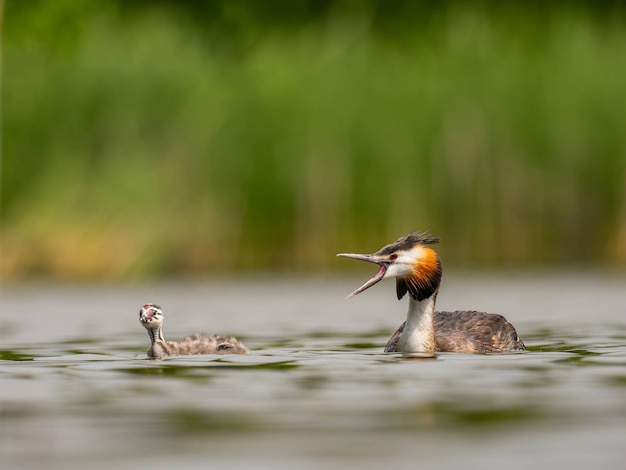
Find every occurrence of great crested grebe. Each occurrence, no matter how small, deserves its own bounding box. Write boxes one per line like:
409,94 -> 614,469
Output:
337,232 -> 525,354
139,304 -> 249,359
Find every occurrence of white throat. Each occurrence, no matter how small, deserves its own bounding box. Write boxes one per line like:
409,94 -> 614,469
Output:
147,324 -> 165,344
396,296 -> 437,353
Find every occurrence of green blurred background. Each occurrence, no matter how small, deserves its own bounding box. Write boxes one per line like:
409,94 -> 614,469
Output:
2,0 -> 626,280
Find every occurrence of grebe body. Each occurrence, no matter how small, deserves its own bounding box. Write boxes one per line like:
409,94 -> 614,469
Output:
385,310 -> 524,353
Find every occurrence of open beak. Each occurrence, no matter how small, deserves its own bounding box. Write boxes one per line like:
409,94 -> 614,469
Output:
336,253 -> 389,298
140,310 -> 156,324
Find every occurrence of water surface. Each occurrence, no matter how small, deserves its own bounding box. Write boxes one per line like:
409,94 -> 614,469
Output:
1,273 -> 625,469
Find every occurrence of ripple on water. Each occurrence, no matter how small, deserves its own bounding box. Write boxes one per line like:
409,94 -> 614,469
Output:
1,326 -> 625,469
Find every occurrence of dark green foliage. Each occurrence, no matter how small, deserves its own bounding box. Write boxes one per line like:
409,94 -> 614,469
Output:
2,1 -> 626,278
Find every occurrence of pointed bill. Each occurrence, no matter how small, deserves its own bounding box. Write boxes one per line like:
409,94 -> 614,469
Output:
337,253 -> 388,298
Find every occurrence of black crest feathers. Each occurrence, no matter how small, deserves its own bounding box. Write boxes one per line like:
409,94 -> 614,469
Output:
375,231 -> 440,256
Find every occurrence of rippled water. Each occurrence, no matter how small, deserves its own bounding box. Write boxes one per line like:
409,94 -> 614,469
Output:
1,273 -> 625,469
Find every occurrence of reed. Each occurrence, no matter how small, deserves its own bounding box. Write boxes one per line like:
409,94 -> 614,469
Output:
2,3 -> 626,279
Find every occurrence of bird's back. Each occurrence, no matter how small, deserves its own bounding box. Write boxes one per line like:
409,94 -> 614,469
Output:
174,333 -> 249,355
148,334 -> 248,358
385,310 -> 525,353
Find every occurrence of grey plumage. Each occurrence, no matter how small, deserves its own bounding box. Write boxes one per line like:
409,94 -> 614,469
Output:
384,310 -> 525,353
148,333 -> 249,359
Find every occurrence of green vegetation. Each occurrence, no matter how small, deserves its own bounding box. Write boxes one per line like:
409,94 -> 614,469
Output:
2,1 -> 626,279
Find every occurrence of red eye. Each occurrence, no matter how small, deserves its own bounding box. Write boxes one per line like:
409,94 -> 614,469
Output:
390,254 -> 398,261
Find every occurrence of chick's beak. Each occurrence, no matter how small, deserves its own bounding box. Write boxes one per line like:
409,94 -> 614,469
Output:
336,253 -> 389,298
139,310 -> 154,323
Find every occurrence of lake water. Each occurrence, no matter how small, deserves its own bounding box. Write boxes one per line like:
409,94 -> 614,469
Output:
1,272 -> 625,469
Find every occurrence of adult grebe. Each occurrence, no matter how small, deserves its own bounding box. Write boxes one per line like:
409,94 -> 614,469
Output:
337,232 -> 525,353
139,304 -> 249,359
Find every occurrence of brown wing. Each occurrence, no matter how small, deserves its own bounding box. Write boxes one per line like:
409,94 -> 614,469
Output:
434,310 -> 525,353
175,334 -> 249,355
384,311 -> 525,353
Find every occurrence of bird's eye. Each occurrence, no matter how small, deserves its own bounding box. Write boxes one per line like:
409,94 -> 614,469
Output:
390,254 -> 398,261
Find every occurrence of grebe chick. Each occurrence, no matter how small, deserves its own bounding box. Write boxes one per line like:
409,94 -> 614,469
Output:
337,232 -> 525,354
139,304 -> 249,359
